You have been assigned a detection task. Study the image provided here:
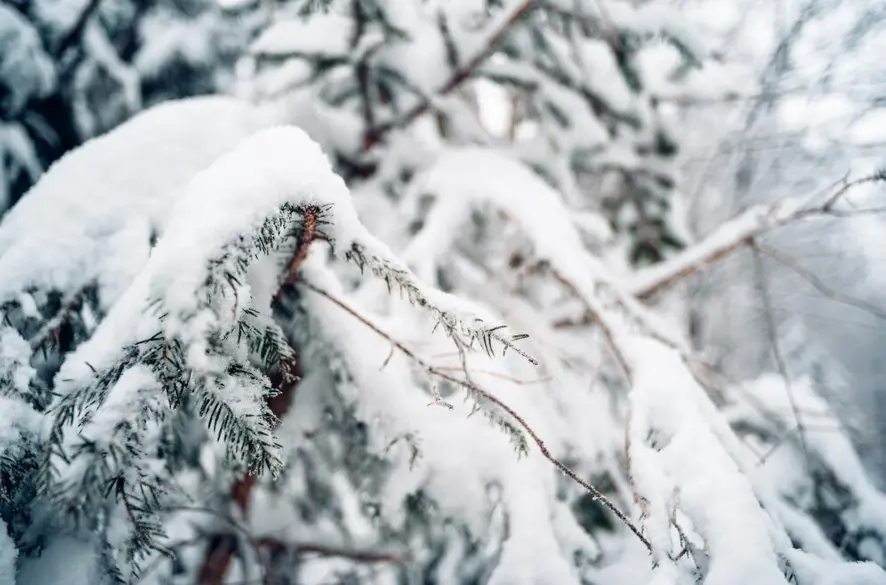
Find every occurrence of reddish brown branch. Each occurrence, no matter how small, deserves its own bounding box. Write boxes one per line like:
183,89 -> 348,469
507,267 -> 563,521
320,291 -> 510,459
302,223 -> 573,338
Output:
301,280 -> 652,553
198,208 -> 318,585
274,207 -> 319,303
362,0 -> 537,150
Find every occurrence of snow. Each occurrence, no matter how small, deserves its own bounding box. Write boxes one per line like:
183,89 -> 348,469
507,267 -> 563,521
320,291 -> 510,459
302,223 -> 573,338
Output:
0,5 -> 56,115
249,13 -> 352,58
0,122 -> 42,213
4,1 -> 886,583
134,11 -> 218,80
789,551 -> 886,585
0,522 -> 15,585
607,2 -> 708,64
0,96 -> 271,310
16,536 -> 102,585
81,19 -> 142,117
297,257 -> 587,585
0,327 -> 34,394
628,194 -> 809,297
728,375 -> 886,558
623,337 -> 789,584
401,148 -> 604,284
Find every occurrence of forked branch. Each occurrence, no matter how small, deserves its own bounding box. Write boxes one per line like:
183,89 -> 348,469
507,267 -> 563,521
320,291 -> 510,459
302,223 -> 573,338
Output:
627,171 -> 886,301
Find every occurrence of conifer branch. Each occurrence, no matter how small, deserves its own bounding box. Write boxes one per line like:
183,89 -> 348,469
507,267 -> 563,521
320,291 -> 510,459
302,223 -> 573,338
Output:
300,280 -> 652,553
198,207 -> 318,585
362,0 -> 538,149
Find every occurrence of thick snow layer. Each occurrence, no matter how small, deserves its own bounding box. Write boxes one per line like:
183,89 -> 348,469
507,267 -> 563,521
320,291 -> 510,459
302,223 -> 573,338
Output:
402,147 -> 607,284
789,551 -> 886,585
53,125 -> 520,414
624,337 -> 788,584
730,375 -> 886,555
0,96 -> 271,310
297,257 -> 587,585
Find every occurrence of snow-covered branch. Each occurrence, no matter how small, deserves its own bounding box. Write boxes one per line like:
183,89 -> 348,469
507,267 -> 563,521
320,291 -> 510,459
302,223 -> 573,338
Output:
629,172 -> 886,300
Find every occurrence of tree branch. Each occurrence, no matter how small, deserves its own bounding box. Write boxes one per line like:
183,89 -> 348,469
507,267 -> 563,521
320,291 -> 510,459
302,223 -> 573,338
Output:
756,242 -> 886,321
198,207 -> 319,585
300,279 -> 652,553
256,538 -> 404,565
362,0 -> 537,149
627,172 -> 886,301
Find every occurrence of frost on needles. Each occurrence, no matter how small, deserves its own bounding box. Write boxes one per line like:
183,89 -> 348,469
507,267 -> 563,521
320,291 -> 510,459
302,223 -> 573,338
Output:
1,124 -> 534,582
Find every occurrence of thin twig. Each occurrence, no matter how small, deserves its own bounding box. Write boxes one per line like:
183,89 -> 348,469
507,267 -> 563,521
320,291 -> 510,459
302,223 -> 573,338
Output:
433,366 -> 551,385
300,279 -> 652,553
548,266 -> 633,383
756,242 -> 886,321
627,171 -> 886,301
751,242 -> 812,467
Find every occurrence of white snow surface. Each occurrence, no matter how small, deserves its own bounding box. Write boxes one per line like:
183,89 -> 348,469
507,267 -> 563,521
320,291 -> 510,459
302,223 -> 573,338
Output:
250,13 -> 352,57
0,96 -> 271,310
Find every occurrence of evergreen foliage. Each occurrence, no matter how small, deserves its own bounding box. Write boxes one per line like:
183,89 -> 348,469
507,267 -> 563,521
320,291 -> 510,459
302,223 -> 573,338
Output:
1,2 -> 886,585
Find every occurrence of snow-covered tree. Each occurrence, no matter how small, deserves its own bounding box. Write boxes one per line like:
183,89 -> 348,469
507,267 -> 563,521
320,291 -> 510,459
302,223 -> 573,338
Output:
2,1 -> 886,585
0,0 -> 262,212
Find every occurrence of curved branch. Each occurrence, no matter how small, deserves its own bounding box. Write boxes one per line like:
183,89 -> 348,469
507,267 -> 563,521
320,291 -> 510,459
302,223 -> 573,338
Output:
628,172 -> 886,300
300,279 -> 652,553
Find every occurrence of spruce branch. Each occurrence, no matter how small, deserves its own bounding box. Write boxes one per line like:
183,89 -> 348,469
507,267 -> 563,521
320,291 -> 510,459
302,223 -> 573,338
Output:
197,205 -> 318,585
300,279 -> 652,553
54,0 -> 102,57
344,243 -> 538,365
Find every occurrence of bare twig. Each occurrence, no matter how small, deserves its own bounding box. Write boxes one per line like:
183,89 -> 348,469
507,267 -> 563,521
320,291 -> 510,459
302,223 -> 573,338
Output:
548,266 -> 633,383
756,242 -> 886,321
433,366 -> 551,385
627,172 -> 886,300
751,242 -> 811,466
300,280 -> 652,553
